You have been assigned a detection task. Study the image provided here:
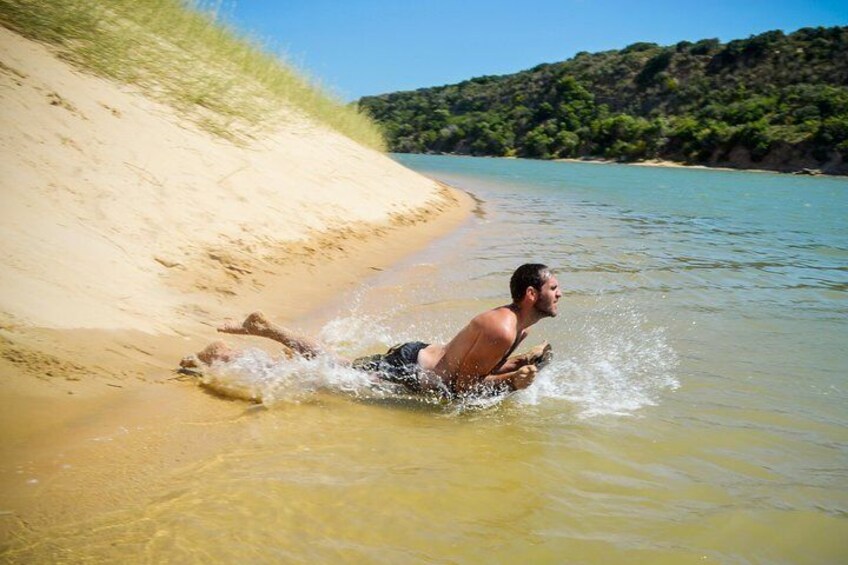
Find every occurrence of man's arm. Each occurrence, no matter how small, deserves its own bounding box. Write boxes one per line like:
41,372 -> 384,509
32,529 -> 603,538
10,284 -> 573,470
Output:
490,355 -> 527,374
481,364 -> 537,392
490,341 -> 552,374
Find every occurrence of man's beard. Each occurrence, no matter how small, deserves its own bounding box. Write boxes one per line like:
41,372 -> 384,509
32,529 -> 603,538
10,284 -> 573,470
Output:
534,301 -> 557,318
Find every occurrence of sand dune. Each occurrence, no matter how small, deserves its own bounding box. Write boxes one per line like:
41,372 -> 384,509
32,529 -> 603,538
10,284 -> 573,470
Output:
0,26 -> 466,335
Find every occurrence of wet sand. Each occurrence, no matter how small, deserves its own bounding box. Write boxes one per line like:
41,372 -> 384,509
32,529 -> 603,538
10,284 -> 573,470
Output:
0,204 -> 474,545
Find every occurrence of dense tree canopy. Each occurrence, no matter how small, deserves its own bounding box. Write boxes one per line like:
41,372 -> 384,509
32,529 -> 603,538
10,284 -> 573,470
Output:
359,27 -> 848,174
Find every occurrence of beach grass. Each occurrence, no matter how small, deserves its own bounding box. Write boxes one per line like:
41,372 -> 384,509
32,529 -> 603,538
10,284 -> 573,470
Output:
0,0 -> 386,149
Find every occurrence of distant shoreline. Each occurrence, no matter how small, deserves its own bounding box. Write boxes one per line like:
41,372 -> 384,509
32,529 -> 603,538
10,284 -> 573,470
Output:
555,157 -> 839,176
401,152 -> 844,177
557,157 -> 771,174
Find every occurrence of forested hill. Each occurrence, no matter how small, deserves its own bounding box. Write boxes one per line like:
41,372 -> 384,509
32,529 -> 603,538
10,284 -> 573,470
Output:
359,27 -> 848,174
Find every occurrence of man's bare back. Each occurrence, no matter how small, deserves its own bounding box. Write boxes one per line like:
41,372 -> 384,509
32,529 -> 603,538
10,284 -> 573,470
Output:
182,264 -> 561,396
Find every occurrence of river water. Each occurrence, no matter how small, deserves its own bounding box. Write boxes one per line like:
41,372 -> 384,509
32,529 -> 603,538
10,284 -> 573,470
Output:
9,156 -> 848,562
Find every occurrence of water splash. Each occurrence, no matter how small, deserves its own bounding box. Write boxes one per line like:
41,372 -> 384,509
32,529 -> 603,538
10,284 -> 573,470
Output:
199,348 -> 405,404
516,302 -> 679,418
199,301 -> 678,417
315,288 -> 418,354
318,313 -> 393,354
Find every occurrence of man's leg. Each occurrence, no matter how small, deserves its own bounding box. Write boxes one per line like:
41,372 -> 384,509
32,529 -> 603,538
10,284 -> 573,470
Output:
217,311 -> 344,362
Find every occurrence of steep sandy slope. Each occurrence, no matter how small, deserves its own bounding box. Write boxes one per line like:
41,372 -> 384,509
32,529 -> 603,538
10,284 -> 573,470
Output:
0,26 -> 460,334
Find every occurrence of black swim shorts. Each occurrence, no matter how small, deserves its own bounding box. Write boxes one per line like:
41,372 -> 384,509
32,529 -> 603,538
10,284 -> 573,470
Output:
352,341 -> 429,391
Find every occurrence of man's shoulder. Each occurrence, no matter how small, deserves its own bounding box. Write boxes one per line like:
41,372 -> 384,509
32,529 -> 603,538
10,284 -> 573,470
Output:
471,307 -> 517,342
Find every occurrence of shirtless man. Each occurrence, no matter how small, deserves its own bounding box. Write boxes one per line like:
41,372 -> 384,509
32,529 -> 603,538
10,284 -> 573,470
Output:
182,263 -> 561,396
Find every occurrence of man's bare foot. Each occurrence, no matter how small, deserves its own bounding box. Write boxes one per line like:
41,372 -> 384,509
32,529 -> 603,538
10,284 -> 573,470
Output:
197,340 -> 238,365
179,340 -> 238,374
178,355 -> 203,373
218,311 -> 274,337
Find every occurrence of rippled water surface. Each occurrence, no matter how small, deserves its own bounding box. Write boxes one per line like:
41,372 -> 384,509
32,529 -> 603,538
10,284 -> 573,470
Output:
10,157 -> 847,562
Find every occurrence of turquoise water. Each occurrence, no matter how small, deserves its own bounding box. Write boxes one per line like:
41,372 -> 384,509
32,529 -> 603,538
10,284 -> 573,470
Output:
366,155 -> 848,559
382,155 -> 847,417
8,156 -> 846,563
274,154 -> 845,561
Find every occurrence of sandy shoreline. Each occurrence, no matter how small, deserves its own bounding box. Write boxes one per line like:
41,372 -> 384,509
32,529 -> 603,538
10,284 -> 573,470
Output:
0,25 -> 472,541
556,156 -> 767,174
555,156 -> 842,176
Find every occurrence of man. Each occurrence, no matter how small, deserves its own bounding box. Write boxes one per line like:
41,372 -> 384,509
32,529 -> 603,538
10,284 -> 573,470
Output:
182,263 -> 561,396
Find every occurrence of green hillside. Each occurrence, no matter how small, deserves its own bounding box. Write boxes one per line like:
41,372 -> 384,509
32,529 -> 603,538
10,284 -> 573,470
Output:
359,27 -> 848,174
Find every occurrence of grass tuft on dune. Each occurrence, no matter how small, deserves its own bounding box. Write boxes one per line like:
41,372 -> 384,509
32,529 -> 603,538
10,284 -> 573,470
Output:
0,0 -> 386,149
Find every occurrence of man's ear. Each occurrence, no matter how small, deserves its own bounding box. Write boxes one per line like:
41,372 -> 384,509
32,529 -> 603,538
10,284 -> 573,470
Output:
525,286 -> 538,302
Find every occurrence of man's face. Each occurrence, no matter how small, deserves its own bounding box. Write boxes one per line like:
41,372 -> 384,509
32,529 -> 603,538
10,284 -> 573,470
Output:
534,275 -> 562,317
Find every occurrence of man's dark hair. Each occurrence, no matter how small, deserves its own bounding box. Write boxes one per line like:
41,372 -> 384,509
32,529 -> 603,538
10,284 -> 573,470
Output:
510,263 -> 552,302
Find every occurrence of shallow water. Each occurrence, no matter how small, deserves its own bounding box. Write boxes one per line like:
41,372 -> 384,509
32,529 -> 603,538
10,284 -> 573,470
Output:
7,157 -> 847,562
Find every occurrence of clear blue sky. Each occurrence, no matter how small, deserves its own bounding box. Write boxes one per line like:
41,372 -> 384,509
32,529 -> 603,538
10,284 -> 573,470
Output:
218,0 -> 847,101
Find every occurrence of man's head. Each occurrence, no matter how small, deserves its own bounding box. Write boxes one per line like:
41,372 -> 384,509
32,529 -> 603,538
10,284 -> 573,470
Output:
510,263 -> 562,317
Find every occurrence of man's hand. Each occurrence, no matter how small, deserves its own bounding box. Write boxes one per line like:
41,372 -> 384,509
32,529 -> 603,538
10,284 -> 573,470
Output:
510,364 -> 537,390
524,341 -> 553,370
